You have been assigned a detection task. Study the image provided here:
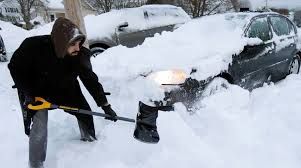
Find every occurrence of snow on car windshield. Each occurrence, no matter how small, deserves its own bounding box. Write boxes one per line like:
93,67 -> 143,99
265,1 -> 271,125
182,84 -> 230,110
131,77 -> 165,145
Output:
92,13 -> 258,81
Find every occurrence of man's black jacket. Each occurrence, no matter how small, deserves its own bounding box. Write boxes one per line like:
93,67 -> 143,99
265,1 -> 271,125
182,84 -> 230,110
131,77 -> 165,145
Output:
8,35 -> 108,108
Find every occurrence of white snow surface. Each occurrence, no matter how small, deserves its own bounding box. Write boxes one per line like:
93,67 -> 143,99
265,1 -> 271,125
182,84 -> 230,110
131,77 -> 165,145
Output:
1,9 -> 301,168
2,57 -> 301,167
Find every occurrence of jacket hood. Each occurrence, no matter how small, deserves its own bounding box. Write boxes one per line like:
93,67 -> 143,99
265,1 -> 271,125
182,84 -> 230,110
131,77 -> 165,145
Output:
51,17 -> 86,58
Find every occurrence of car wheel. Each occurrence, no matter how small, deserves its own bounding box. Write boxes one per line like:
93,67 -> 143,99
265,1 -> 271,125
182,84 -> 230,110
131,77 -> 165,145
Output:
90,46 -> 107,58
202,77 -> 230,97
288,56 -> 300,74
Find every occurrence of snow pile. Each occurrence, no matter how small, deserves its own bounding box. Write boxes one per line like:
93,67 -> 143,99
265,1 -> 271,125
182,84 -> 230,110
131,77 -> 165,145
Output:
0,21 -> 29,53
0,20 -> 54,54
2,58 -> 301,167
2,8 -> 301,168
93,13 -> 257,80
29,22 -> 54,36
181,75 -> 301,168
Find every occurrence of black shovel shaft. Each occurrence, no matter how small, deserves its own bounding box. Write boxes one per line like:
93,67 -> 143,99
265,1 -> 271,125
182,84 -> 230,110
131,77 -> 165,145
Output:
62,108 -> 136,123
61,108 -> 156,127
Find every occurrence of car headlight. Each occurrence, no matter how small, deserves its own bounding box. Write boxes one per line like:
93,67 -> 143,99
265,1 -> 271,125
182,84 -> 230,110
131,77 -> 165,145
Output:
148,69 -> 187,85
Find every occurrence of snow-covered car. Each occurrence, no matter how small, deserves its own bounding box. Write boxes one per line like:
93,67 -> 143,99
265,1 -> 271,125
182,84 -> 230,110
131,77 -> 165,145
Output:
85,5 -> 191,57
94,12 -> 301,113
0,32 -> 7,62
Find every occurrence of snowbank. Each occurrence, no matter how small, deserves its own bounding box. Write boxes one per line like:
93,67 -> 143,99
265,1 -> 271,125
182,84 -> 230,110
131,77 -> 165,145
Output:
0,20 -> 54,54
2,9 -> 301,168
2,58 -> 301,167
0,21 -> 29,53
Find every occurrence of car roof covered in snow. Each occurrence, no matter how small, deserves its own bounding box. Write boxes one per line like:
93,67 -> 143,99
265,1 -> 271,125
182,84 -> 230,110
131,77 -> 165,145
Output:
197,11 -> 279,31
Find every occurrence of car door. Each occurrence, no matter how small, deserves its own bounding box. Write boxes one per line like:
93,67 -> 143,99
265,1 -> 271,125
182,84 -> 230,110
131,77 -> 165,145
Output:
269,15 -> 298,80
117,9 -> 149,48
230,16 -> 275,89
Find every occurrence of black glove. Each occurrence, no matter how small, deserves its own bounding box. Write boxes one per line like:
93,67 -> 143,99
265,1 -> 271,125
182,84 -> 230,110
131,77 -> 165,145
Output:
102,104 -> 117,122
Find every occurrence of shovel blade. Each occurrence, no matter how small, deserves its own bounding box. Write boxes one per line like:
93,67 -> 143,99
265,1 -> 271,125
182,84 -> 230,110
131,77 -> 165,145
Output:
134,102 -> 160,144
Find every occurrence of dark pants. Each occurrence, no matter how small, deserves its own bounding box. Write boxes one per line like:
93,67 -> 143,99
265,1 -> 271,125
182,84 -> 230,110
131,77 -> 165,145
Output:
17,91 -> 96,167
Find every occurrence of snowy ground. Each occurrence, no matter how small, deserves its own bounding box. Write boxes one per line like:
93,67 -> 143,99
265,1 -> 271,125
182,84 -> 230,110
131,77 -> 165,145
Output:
2,58 -> 301,168
1,17 -> 301,168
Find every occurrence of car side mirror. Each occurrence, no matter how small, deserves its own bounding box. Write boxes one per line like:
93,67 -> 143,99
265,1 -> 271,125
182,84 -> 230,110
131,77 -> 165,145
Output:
118,22 -> 129,31
244,40 -> 265,50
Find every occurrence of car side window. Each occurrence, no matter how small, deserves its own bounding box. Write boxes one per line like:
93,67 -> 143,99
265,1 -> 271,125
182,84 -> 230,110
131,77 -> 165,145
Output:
144,9 -> 168,28
270,16 -> 290,36
123,9 -> 146,31
247,17 -> 272,42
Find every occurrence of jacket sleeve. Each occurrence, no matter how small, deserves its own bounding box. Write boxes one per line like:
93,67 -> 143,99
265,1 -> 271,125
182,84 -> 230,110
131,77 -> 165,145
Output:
8,38 -> 36,95
79,48 -> 108,107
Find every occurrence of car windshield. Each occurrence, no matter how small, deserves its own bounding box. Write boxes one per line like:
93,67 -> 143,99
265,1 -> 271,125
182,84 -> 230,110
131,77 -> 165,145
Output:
224,13 -> 251,30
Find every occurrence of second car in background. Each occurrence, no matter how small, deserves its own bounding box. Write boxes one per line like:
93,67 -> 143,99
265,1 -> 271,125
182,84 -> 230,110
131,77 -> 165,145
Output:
85,5 -> 191,57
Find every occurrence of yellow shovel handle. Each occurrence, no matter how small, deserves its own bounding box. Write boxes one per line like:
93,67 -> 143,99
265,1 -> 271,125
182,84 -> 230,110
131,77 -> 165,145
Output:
27,97 -> 79,111
27,97 -> 52,111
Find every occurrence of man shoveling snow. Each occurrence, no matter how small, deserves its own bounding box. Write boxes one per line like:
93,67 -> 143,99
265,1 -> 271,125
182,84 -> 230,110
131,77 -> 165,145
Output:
8,18 -> 118,168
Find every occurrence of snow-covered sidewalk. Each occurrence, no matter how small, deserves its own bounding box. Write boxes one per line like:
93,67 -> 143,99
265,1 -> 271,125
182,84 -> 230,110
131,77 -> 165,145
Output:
1,15 -> 301,168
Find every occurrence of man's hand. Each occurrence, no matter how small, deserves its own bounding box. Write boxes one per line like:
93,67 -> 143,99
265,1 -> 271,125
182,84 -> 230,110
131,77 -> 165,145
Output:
101,104 -> 117,122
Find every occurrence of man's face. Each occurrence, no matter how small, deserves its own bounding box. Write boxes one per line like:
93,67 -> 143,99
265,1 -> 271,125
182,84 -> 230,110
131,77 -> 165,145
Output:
67,40 -> 81,56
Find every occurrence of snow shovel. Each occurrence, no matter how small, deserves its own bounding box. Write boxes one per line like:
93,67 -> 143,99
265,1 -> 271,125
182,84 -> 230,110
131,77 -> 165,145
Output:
28,97 -> 172,144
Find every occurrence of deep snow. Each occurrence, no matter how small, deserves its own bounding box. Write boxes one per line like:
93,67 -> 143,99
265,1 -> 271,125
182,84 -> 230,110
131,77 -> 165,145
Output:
1,12 -> 301,168
2,58 -> 301,168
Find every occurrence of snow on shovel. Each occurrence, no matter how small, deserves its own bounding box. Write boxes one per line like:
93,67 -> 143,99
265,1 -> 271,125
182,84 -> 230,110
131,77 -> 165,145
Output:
28,97 -> 171,144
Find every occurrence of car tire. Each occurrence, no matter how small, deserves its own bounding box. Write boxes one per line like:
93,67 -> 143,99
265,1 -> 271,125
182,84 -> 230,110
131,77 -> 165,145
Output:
288,56 -> 300,74
202,77 -> 230,98
90,46 -> 107,58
